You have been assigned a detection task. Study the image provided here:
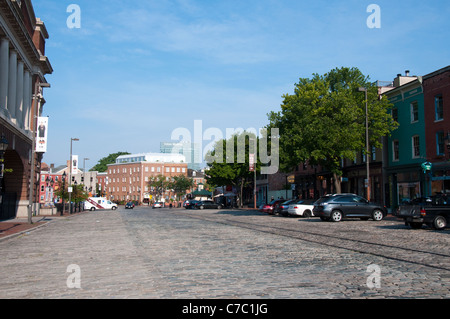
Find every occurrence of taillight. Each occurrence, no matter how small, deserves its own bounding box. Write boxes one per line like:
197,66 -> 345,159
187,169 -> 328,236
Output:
420,208 -> 426,217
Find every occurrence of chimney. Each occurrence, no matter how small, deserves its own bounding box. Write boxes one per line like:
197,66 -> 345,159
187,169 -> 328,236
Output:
405,70 -> 410,76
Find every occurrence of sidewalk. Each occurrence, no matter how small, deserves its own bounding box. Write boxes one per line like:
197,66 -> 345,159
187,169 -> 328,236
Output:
0,210 -> 86,241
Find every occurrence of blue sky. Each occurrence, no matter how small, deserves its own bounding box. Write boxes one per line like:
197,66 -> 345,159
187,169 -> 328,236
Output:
32,0 -> 450,170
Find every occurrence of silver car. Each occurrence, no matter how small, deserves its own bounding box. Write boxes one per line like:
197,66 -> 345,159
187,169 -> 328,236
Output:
287,199 -> 315,217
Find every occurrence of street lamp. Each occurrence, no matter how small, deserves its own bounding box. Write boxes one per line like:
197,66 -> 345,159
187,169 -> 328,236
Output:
29,82 -> 51,224
61,171 -> 66,216
68,138 -> 79,214
358,87 -> 370,201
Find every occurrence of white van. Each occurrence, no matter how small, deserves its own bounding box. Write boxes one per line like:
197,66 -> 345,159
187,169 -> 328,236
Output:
85,197 -> 118,211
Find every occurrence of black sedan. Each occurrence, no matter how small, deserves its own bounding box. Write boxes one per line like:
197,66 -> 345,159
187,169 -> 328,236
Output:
125,202 -> 135,209
194,200 -> 222,210
183,200 -> 199,209
313,194 -> 387,222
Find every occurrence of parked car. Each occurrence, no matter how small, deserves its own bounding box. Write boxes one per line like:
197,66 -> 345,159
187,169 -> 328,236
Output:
194,200 -> 222,210
276,200 -> 296,216
152,202 -> 164,209
395,194 -> 450,230
313,194 -> 387,222
183,200 -> 199,209
259,199 -> 285,215
287,199 -> 316,217
125,201 -> 135,209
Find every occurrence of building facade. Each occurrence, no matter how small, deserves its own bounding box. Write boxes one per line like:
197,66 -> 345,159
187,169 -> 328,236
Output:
383,74 -> 427,208
106,153 -> 188,204
0,0 -> 52,219
423,65 -> 450,196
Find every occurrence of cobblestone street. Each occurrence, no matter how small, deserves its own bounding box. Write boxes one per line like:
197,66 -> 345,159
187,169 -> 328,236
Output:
0,207 -> 448,300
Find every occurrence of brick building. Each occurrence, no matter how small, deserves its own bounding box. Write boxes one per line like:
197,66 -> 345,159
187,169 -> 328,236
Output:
106,153 -> 188,204
423,65 -> 450,195
0,0 -> 52,219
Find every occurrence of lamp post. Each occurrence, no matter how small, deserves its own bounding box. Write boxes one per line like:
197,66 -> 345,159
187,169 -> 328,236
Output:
61,171 -> 66,216
358,87 -> 370,201
29,82 -> 51,224
68,138 -> 79,214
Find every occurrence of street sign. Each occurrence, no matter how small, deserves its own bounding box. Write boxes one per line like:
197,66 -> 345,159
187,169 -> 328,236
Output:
287,175 -> 295,183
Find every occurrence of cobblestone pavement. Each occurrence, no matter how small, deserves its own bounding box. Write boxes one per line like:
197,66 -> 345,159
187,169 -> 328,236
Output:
0,206 -> 448,299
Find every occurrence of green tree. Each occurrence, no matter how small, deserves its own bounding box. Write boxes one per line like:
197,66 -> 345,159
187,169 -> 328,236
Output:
90,152 -> 130,172
54,180 -> 88,203
206,131 -> 260,207
267,67 -> 397,193
171,175 -> 194,199
148,174 -> 171,201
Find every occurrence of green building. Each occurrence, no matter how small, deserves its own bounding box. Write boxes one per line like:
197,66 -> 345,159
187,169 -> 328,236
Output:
383,74 -> 427,209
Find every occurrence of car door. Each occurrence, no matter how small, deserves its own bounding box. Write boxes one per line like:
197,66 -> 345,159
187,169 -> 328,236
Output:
334,196 -> 356,216
352,196 -> 370,217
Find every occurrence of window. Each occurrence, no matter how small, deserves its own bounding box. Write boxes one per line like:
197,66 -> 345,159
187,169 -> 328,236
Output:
392,108 -> 398,122
412,135 -> 420,158
435,95 -> 443,121
410,101 -> 419,123
436,131 -> 445,156
393,140 -> 399,161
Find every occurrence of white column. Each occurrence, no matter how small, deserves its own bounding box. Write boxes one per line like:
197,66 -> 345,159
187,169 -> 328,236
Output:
16,60 -> 24,127
0,38 -> 9,111
23,69 -> 31,130
7,50 -> 17,119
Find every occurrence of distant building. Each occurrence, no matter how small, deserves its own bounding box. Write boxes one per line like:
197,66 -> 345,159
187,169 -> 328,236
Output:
160,141 -> 202,171
106,152 -> 188,204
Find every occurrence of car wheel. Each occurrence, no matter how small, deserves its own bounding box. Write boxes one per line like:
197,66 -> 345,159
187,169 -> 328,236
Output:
432,216 -> 447,230
330,210 -> 343,222
303,210 -> 312,218
372,209 -> 384,221
90,207 -> 95,211
199,205 -> 204,210
112,206 -> 117,210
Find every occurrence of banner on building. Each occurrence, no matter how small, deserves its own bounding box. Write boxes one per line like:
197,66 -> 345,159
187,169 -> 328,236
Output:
35,117 -> 48,153
71,155 -> 78,175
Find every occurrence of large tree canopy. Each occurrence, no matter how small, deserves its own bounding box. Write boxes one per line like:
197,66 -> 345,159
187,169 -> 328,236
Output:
267,67 -> 397,193
90,152 -> 130,172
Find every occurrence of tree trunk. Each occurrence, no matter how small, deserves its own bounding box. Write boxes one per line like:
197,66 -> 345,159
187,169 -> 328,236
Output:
333,172 -> 342,194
